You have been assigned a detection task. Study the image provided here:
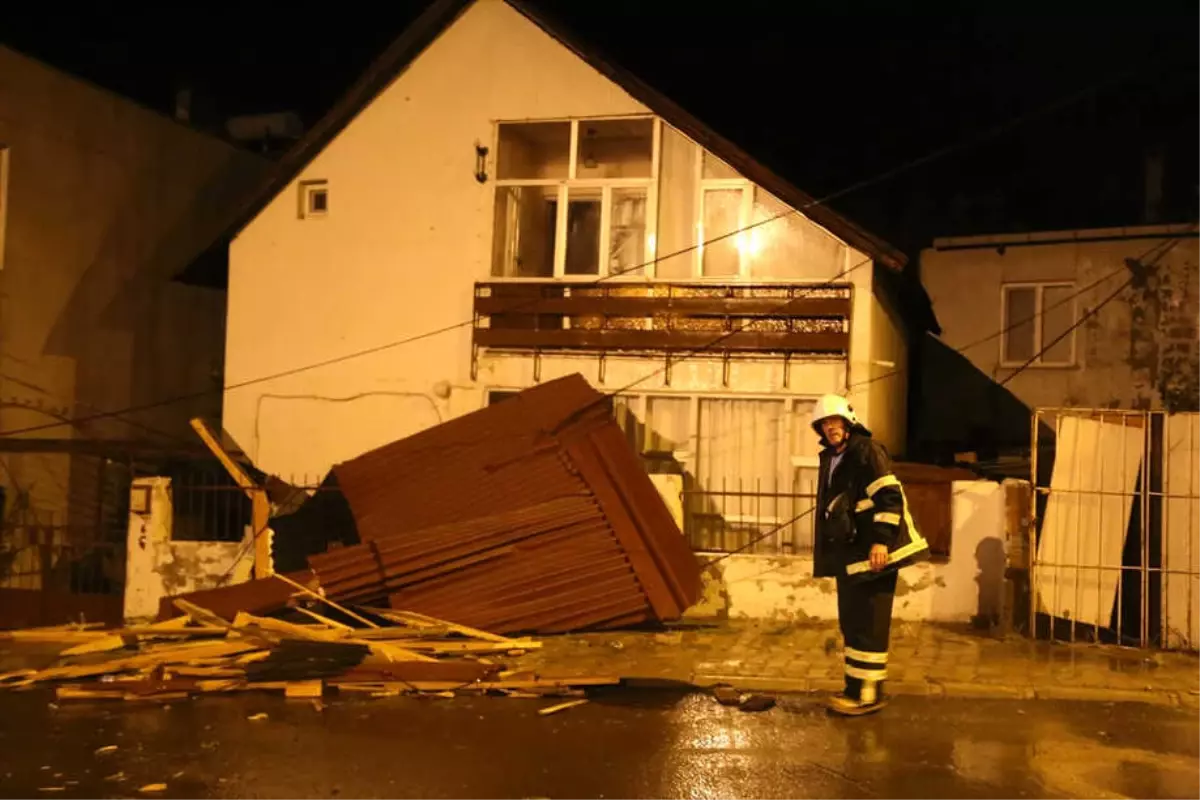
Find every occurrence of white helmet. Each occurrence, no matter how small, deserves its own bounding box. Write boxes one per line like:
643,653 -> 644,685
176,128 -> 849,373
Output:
811,393 -> 860,436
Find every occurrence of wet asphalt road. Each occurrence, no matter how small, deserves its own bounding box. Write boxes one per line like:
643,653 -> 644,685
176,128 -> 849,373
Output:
0,687 -> 1196,799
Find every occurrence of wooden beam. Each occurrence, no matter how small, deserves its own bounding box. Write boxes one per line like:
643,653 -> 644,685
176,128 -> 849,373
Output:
251,492 -> 273,579
188,418 -> 258,497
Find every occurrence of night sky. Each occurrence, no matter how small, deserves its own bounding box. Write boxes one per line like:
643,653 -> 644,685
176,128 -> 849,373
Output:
2,1 -> 1196,255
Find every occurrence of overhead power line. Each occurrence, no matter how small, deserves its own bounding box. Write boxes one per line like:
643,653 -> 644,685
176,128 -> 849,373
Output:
0,61 -> 1147,441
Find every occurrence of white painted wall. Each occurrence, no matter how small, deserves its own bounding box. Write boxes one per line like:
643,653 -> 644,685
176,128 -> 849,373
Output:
123,477 -> 254,622
920,224 -> 1199,411
689,480 -> 1007,623
225,0 -> 896,481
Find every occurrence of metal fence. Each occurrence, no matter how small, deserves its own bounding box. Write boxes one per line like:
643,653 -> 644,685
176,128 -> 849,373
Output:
166,463 -> 253,543
682,482 -> 816,555
0,453 -> 132,597
1030,408 -> 1200,651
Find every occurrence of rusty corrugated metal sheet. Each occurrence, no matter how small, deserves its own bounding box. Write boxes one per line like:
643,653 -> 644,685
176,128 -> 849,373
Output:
324,374 -> 701,634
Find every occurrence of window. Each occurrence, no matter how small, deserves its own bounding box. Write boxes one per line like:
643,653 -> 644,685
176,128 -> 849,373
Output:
1001,283 -> 1076,367
490,119 -> 849,281
491,117 -> 656,278
694,152 -> 847,280
612,393 -> 821,554
0,146 -> 8,270
298,180 -> 328,219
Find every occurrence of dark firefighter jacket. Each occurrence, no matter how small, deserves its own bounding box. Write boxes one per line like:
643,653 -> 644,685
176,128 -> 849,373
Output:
813,425 -> 930,583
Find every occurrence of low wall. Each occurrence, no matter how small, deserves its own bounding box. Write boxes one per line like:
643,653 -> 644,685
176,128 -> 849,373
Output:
687,480 -> 1007,623
124,477 -> 254,622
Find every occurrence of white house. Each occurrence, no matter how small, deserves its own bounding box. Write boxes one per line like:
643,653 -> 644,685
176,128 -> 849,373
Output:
215,0 -> 1005,621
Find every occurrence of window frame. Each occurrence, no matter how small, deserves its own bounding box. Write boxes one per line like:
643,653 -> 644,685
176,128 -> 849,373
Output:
298,179 -> 329,220
614,391 -> 822,553
999,281 -> 1078,368
492,116 -> 659,280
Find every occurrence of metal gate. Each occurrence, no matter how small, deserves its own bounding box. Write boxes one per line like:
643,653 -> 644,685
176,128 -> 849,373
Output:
1030,408 -> 1200,650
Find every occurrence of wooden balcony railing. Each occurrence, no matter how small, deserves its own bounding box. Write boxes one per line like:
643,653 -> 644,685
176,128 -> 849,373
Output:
473,282 -> 852,356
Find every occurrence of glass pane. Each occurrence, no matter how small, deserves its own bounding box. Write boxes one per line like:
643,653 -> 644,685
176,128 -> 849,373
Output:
745,190 -> 848,279
576,118 -> 653,179
496,122 -> 570,180
1042,285 -> 1075,364
656,124 -> 697,279
694,399 -> 789,552
701,189 -> 742,277
609,188 -> 648,277
1003,287 -> 1037,362
490,186 -> 556,277
702,152 -> 740,180
645,396 -> 691,457
747,190 -> 802,278
564,189 -> 601,275
612,396 -> 642,456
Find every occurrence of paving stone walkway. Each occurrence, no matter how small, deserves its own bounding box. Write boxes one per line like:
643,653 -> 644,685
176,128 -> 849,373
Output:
513,619 -> 1200,708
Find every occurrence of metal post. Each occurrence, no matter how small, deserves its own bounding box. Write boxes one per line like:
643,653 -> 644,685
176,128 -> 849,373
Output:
1029,408 -> 1040,641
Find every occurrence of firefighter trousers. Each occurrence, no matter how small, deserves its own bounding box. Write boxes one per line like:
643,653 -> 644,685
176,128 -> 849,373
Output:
835,570 -> 898,700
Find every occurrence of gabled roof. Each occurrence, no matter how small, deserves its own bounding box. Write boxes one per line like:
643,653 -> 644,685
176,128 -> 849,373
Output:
178,0 -> 905,286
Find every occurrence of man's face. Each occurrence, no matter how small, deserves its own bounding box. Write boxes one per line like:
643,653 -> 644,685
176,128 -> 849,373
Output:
821,416 -> 848,448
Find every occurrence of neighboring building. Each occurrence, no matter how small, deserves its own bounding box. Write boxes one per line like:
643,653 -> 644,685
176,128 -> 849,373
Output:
219,0 -> 929,568
0,46 -> 269,544
915,223 -> 1199,460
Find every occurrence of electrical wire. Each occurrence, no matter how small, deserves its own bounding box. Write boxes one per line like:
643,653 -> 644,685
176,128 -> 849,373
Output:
0,62 -> 1146,440
846,236 -> 1184,392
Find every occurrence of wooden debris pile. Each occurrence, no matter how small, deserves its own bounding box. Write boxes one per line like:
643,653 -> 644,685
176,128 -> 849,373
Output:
0,595 -> 616,706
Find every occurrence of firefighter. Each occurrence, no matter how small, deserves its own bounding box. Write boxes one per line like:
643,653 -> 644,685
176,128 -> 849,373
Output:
811,393 -> 929,716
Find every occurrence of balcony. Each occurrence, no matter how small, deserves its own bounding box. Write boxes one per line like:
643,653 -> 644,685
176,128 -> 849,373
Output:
472,282 -> 852,358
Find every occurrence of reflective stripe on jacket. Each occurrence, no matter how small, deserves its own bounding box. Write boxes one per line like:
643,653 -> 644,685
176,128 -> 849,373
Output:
813,429 -> 930,582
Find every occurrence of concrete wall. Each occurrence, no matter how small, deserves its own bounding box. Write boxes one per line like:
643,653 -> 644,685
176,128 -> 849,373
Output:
225,0 -> 898,480
689,480 -> 1007,623
920,225 -> 1199,414
864,287 -> 909,457
123,477 -> 253,622
0,46 -> 268,523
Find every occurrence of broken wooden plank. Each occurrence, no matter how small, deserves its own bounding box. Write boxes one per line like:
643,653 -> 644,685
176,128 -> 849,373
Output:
59,635 -> 128,657
273,573 -> 379,629
172,599 -> 233,630
55,686 -> 125,701
167,666 -> 246,679
538,698 -> 588,716
122,692 -> 191,704
395,639 -> 542,654
195,679 -> 243,693
284,680 -> 323,699
344,625 -> 453,641
0,628 -> 110,642
380,610 -> 512,644
13,640 -> 264,686
232,612 -> 338,642
292,607 -> 355,631
357,640 -> 438,664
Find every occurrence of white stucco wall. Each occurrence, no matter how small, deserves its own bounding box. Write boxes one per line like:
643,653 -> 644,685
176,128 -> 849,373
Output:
920,224 -> 1199,411
124,477 -> 254,622
224,0 -> 894,482
689,480 -> 1007,623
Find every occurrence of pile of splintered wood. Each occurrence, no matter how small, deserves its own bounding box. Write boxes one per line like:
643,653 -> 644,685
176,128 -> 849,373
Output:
0,597 -> 616,707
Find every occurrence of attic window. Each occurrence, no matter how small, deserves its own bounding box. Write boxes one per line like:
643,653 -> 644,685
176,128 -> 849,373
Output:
299,180 -> 328,219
